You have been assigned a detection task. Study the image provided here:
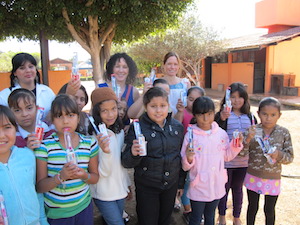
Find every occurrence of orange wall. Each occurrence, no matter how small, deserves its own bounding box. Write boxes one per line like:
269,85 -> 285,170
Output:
265,36 -> 300,92
256,0 -> 300,28
0,70 -> 71,95
48,70 -> 71,94
231,63 -> 254,93
212,63 -> 229,90
212,62 -> 254,94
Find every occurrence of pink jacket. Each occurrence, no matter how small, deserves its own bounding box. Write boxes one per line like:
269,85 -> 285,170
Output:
181,122 -> 243,202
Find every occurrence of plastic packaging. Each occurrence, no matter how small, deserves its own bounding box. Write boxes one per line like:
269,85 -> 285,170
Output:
71,52 -> 80,81
187,125 -> 193,149
255,130 -> 276,164
232,130 -> 240,147
180,91 -> 187,107
0,191 -> 9,225
35,107 -> 45,141
223,87 -> 232,112
111,74 -> 120,98
64,128 -> 77,165
87,115 -> 100,135
133,119 -> 147,156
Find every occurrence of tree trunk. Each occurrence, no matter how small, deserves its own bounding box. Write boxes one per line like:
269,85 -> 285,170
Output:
91,50 -> 101,87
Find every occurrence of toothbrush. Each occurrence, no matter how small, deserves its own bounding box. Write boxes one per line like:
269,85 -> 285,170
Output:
87,115 -> 100,135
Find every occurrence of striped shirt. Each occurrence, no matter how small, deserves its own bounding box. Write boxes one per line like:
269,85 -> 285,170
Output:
225,112 -> 251,168
35,132 -> 99,219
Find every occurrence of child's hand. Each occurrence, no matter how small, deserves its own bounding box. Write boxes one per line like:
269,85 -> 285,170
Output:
176,99 -> 185,112
131,139 -> 142,156
96,133 -> 110,153
73,167 -> 88,180
269,149 -> 280,160
220,108 -> 230,121
238,132 -> 244,146
27,133 -> 42,150
126,186 -> 133,201
245,125 -> 256,144
186,146 -> 195,163
60,162 -> 79,180
66,78 -> 81,95
143,81 -> 153,94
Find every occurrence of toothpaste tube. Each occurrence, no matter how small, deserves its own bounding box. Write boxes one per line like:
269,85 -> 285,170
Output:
35,107 -> 44,141
232,130 -> 240,147
138,134 -> 147,156
98,123 -> 108,137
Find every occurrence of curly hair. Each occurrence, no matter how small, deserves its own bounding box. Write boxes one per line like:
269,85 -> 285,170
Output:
104,53 -> 138,85
10,53 -> 41,88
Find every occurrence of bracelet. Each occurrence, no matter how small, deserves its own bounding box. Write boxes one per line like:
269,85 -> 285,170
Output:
55,172 -> 65,184
54,174 -> 61,185
83,173 -> 91,182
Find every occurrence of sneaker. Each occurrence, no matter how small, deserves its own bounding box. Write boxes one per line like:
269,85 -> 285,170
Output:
182,212 -> 191,224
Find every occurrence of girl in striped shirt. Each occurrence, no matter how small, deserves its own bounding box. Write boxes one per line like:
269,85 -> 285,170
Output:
35,94 -> 99,225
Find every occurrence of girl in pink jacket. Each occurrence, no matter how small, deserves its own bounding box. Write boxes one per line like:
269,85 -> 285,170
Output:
181,96 -> 243,225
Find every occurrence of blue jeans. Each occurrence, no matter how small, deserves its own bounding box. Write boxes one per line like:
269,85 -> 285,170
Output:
181,173 -> 190,207
189,199 -> 220,225
93,198 -> 125,225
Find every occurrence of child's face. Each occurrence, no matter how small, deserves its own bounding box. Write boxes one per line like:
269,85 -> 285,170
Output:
75,89 -> 87,111
11,98 -> 37,131
154,83 -> 170,95
230,91 -> 245,111
258,105 -> 281,130
99,100 -> 118,127
0,116 -> 16,160
187,90 -> 203,111
195,110 -> 215,131
53,111 -> 79,134
118,100 -> 127,119
145,96 -> 169,127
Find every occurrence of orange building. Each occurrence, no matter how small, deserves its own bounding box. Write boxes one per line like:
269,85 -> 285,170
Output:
207,0 -> 300,96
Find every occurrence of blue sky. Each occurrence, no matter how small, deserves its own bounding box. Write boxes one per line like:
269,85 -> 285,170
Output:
0,0 -> 267,61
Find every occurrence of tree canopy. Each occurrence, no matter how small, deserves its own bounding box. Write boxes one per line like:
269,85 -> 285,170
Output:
0,0 -> 193,85
126,15 -> 226,86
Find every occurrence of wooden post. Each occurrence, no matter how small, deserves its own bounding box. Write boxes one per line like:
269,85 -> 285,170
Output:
39,30 -> 49,85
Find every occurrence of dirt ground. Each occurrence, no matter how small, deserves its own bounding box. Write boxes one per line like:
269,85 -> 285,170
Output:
84,81 -> 300,225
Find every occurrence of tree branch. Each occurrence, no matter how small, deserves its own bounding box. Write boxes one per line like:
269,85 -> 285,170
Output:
99,22 -> 116,46
62,7 -> 91,54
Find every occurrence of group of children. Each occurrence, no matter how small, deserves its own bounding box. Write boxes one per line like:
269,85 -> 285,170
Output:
0,75 -> 294,225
